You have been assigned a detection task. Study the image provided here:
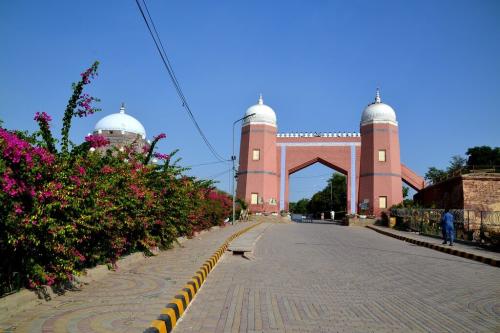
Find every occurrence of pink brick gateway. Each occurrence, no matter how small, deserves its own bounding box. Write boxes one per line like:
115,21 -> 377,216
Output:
236,90 -> 424,217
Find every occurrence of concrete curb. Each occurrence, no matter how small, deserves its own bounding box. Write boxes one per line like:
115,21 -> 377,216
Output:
144,222 -> 263,333
366,225 -> 499,267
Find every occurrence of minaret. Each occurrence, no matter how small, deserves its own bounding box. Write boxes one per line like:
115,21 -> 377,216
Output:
236,94 -> 279,213
358,89 -> 403,216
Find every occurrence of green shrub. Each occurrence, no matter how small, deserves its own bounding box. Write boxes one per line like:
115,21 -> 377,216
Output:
0,63 -> 231,295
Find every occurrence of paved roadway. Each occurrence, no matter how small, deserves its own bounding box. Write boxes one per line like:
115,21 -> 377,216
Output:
174,223 -> 500,333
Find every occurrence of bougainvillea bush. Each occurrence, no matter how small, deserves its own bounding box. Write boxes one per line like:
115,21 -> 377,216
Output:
0,62 -> 231,295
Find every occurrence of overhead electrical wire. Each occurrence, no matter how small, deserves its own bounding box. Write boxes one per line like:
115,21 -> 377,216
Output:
135,0 -> 229,162
292,172 -> 335,179
207,168 -> 231,180
185,160 -> 230,168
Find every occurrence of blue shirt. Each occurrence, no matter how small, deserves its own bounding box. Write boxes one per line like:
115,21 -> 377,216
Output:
442,212 -> 454,227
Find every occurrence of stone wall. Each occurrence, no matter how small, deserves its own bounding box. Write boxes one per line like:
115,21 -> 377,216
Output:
462,174 -> 500,211
345,216 -> 376,226
94,130 -> 147,154
413,176 -> 463,208
414,173 -> 500,211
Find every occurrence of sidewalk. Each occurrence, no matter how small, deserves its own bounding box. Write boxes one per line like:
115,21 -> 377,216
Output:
367,225 -> 500,267
0,221 -> 257,333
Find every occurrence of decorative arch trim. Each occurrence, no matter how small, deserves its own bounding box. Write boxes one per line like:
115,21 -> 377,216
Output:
288,157 -> 348,175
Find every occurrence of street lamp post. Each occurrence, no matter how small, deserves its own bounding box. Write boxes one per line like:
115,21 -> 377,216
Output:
232,113 -> 256,225
330,179 -> 333,210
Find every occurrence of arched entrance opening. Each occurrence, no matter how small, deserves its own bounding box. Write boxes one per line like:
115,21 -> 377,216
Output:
288,161 -> 347,220
279,143 -> 360,214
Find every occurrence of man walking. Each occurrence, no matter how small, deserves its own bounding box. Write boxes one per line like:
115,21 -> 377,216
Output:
441,209 -> 455,246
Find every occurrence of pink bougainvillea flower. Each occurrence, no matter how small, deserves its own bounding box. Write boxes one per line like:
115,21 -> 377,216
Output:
0,128 -> 54,167
72,249 -> 86,263
34,111 -> 52,123
153,152 -> 169,160
75,93 -> 100,117
153,133 -> 166,141
76,166 -> 86,175
80,65 -> 98,84
101,165 -> 114,174
70,175 -> 82,186
85,134 -> 109,148
14,203 -> 24,215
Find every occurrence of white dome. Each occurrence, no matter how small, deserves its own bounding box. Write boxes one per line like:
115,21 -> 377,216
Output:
243,94 -> 277,127
94,104 -> 146,137
361,89 -> 397,126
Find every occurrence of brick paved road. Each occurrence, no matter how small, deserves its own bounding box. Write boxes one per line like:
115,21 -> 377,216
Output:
175,223 -> 500,333
1,223 -> 255,333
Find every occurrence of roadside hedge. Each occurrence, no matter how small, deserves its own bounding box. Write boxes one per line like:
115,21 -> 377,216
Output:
0,62 -> 231,295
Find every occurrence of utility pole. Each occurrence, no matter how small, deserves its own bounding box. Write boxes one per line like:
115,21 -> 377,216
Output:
330,178 -> 333,210
232,113 -> 256,225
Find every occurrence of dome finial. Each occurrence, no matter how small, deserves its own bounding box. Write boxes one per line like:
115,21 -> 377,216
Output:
258,93 -> 263,105
120,102 -> 126,114
375,88 -> 381,103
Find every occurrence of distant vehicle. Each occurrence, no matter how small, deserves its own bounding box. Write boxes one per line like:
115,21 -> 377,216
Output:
303,214 -> 313,223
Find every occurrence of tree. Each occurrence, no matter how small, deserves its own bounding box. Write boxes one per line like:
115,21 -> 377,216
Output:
447,155 -> 466,176
466,146 -> 500,168
306,173 -> 347,215
402,186 -> 409,199
308,190 -> 331,215
328,173 -> 347,211
289,198 -> 309,214
425,146 -> 499,186
425,167 -> 447,185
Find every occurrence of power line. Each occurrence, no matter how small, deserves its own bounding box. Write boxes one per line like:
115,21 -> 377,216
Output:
292,173 -> 334,179
186,160 -> 229,168
135,0 -> 228,162
207,168 -> 231,180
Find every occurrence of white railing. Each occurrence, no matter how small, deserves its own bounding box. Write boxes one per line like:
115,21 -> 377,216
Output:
276,132 -> 360,138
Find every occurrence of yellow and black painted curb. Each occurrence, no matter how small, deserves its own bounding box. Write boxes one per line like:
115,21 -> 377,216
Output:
145,222 -> 263,333
366,225 -> 499,267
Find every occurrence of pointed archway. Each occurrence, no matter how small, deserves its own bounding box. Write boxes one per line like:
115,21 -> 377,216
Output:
277,141 -> 361,213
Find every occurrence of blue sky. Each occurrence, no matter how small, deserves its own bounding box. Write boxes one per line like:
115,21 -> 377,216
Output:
1,0 -> 499,202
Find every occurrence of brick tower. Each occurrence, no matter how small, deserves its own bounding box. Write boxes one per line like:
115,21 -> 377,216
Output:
358,89 -> 403,216
236,94 -> 280,213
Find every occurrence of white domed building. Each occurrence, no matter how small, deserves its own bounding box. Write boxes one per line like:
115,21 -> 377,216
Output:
360,89 -> 398,126
93,103 -> 148,151
243,94 -> 277,127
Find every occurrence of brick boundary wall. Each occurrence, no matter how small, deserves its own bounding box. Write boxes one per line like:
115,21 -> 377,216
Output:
414,173 -> 500,211
366,226 -> 499,267
144,222 -> 263,333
